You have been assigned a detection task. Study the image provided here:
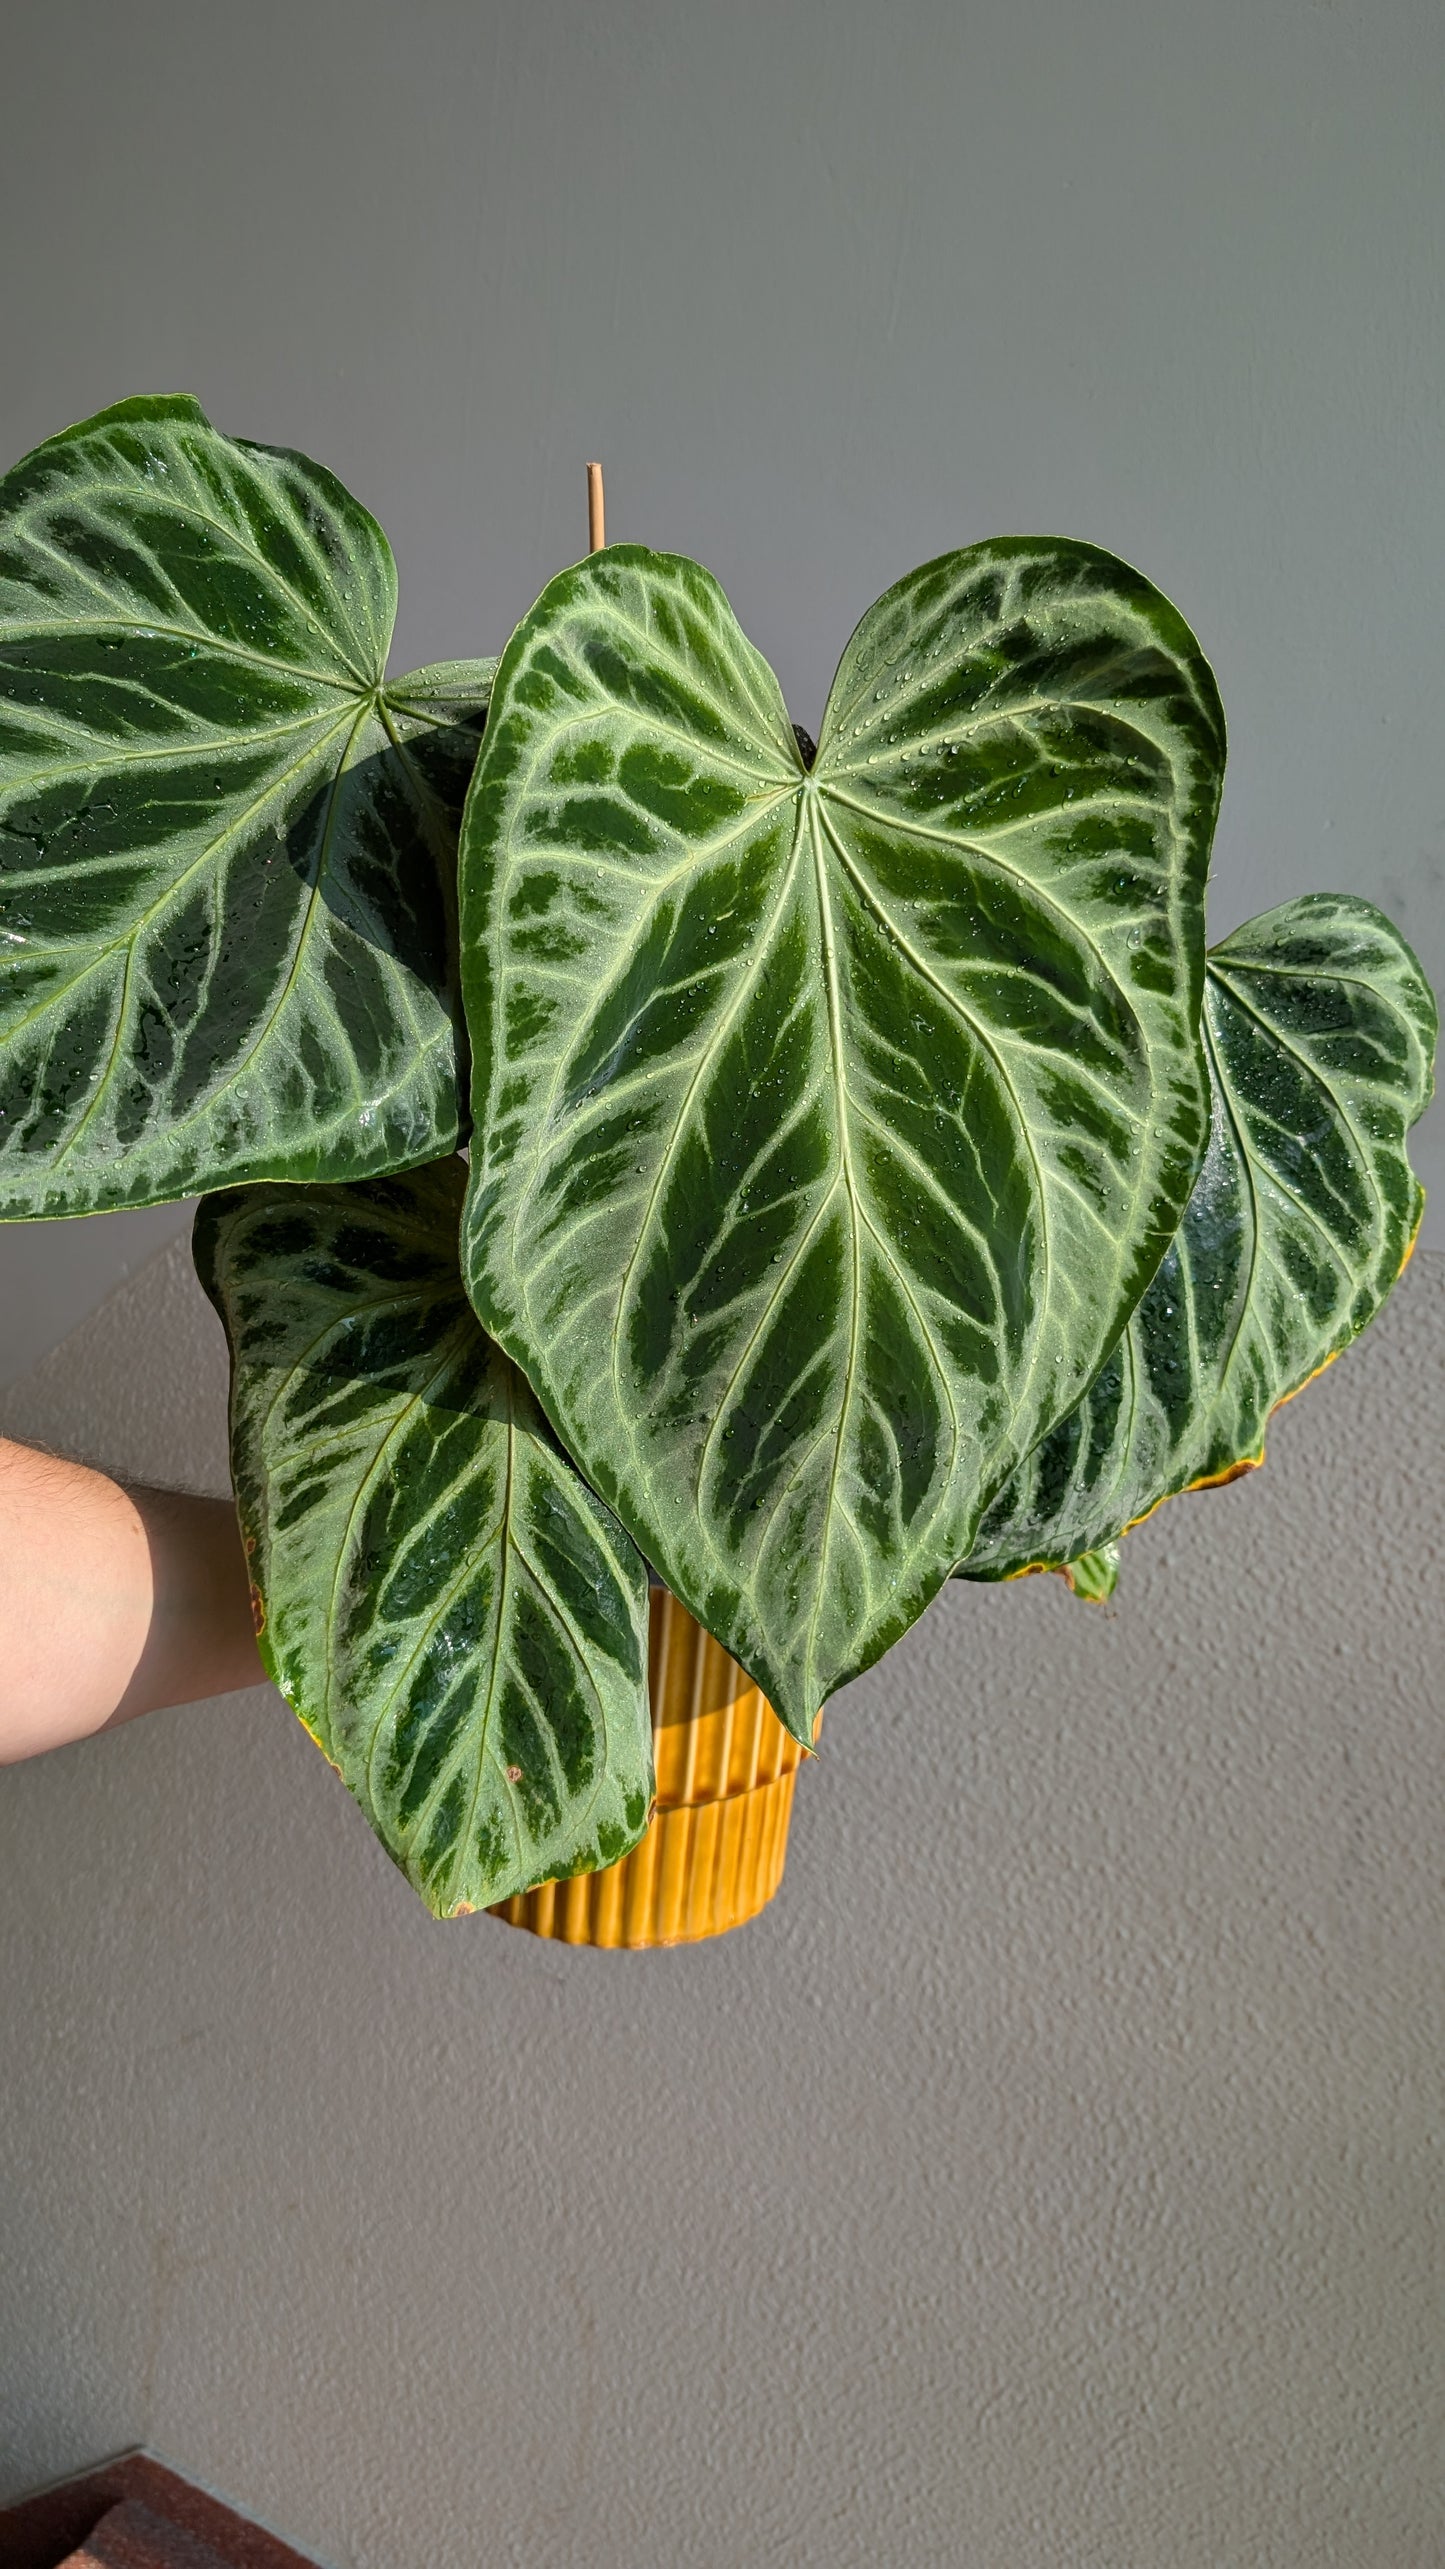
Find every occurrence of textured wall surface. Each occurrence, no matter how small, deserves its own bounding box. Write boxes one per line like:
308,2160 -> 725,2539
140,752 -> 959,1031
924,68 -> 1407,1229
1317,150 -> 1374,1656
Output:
1,1238 -> 1441,2569
1,0 -> 1442,1384
3,3 -> 1443,2560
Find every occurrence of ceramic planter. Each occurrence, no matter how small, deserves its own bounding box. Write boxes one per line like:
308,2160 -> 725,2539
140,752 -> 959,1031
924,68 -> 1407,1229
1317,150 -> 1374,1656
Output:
490,1588 -> 815,1949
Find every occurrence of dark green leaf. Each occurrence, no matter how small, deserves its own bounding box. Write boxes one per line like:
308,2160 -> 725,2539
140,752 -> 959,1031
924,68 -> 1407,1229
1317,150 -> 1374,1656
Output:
194,1159 -> 653,1917
460,541 -> 1223,1734
961,895 -> 1437,1579
0,395 -> 494,1215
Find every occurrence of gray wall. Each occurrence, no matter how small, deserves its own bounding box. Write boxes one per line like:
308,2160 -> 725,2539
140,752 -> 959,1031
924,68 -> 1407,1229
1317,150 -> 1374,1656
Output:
1,0 -> 1442,1376
3,5 -> 1443,2562
3,1234 -> 1443,2568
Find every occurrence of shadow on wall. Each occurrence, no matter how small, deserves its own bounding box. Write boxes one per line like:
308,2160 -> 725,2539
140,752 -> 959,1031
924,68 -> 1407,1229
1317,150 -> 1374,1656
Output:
0,1202 -> 195,1390
0,1242 -> 1443,2569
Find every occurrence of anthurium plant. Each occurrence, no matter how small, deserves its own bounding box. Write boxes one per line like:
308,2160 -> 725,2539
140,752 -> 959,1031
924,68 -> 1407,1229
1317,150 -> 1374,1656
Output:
1,396 -> 1435,1917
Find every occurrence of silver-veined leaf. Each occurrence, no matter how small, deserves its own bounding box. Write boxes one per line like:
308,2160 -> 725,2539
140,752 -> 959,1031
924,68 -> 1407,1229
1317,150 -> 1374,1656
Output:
194,1160 -> 653,1918
0,394 -> 495,1215
460,541 -> 1223,1735
960,895 -> 1437,1579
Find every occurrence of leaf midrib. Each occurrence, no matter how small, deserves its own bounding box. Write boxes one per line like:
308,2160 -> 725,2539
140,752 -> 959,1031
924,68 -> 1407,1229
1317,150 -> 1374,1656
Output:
603,793 -> 809,1493
318,1314 -> 479,1752
816,800 -> 1049,1419
805,790 -> 867,1699
447,1369 -> 520,1879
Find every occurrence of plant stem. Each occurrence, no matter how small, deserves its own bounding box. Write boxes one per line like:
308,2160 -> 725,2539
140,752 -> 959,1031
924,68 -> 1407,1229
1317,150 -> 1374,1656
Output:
586,461 -> 605,553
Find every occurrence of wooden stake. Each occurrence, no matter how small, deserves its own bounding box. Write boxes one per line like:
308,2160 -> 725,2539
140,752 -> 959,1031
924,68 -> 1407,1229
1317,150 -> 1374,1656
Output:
586,460 -> 606,553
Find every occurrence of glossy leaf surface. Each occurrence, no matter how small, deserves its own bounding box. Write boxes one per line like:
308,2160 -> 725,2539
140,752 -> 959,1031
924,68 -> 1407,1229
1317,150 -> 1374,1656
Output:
961,895 -> 1437,1578
195,1160 -> 652,1917
461,541 -> 1224,1734
0,395 -> 494,1215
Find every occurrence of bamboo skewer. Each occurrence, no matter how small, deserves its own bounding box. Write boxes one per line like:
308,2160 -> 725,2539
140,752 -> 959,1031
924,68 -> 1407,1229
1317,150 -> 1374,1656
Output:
586,459 -> 606,553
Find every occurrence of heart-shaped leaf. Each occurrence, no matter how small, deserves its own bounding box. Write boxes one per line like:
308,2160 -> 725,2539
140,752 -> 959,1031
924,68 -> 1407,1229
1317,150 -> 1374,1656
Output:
194,1160 -> 653,1917
460,541 -> 1224,1734
0,394 -> 494,1216
960,895 -> 1437,1580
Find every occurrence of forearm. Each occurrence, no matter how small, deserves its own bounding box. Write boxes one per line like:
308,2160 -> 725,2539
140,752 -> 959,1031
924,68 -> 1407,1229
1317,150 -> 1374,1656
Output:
0,1437 -> 263,1762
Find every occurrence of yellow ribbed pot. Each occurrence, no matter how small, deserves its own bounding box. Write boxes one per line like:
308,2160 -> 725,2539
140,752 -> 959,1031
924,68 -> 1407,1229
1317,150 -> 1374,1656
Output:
490,1588 -> 816,1949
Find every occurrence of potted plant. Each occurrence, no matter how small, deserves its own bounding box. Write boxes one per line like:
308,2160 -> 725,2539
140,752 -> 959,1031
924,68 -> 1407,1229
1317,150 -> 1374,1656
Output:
1,395 -> 1434,1943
